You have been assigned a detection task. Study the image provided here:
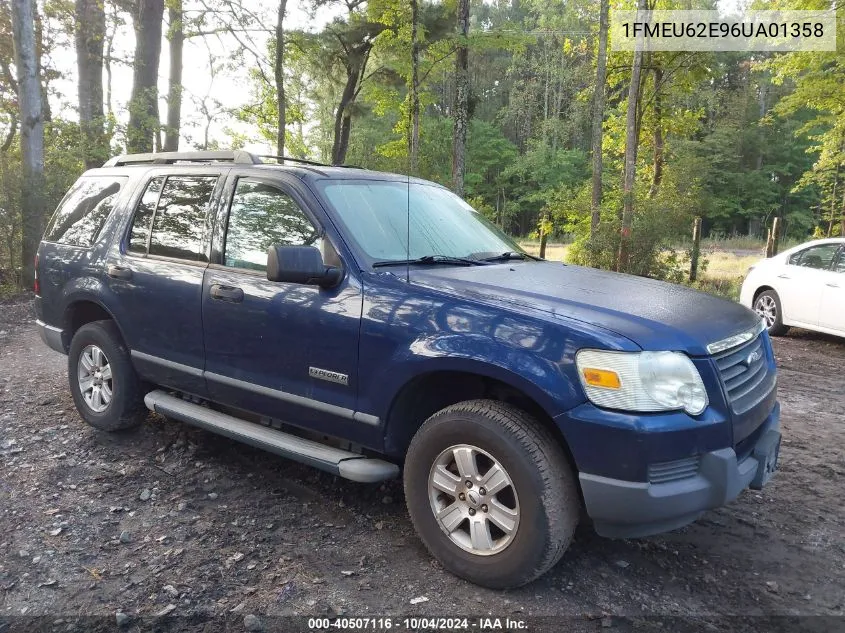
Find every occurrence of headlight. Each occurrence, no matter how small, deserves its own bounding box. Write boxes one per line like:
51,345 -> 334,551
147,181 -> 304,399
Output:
575,349 -> 708,416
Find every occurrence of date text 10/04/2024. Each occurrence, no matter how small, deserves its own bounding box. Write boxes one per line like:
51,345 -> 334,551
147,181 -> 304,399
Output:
307,617 -> 529,631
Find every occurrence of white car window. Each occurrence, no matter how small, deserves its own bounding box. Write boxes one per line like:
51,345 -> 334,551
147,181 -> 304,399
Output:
834,248 -> 845,274
788,244 -> 840,270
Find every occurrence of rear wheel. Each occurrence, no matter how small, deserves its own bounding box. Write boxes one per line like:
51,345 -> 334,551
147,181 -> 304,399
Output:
754,289 -> 790,336
68,320 -> 146,431
404,400 -> 579,588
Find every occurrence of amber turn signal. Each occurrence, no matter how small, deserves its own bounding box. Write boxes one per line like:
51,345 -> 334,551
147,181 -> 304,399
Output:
581,368 -> 621,390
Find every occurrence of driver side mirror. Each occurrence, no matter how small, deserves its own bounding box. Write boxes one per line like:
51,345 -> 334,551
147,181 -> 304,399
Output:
266,244 -> 342,288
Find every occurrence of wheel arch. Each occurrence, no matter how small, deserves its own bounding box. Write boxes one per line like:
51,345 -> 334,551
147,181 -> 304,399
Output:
62,298 -> 128,352
382,368 -> 580,487
752,285 -> 775,304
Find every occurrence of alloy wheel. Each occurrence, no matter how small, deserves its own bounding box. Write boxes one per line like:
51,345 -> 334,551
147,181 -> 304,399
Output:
754,295 -> 777,328
428,443 -> 520,556
77,344 -> 113,413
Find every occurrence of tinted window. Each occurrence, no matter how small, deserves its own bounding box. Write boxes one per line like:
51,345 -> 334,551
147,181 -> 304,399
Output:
148,176 -> 217,261
44,176 -> 126,246
789,244 -> 839,270
128,177 -> 164,253
224,179 -> 318,271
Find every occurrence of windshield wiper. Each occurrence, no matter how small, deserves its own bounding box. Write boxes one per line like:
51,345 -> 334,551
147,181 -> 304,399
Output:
478,251 -> 540,262
373,255 -> 487,268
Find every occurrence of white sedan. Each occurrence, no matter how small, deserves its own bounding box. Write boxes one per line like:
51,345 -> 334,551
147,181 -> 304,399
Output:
740,238 -> 845,338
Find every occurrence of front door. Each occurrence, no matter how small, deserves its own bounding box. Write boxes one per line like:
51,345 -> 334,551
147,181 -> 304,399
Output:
202,174 -> 367,441
779,243 -> 841,327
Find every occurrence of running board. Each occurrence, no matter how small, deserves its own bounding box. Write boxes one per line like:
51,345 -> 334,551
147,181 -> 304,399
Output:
144,390 -> 399,483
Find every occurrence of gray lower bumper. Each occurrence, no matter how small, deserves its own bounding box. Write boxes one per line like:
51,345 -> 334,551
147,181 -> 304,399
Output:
581,406 -> 781,539
36,320 -> 66,354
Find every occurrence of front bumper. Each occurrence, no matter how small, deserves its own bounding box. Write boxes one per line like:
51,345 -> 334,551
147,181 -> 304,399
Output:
36,319 -> 67,354
580,402 -> 780,538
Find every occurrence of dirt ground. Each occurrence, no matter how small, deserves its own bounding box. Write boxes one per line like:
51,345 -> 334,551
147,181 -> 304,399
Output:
1,294 -> 843,630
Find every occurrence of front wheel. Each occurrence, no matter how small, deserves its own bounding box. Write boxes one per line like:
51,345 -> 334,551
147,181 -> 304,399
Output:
404,400 -> 579,588
754,289 -> 790,336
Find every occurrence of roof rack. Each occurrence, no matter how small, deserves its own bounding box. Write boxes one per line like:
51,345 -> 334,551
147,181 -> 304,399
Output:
103,150 -> 260,167
256,154 -> 334,167
102,150 -> 363,170
257,155 -> 364,169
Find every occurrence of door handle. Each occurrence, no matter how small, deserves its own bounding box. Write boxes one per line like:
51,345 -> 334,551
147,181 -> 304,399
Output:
107,265 -> 133,280
210,284 -> 244,303
777,274 -> 790,279
826,282 -> 840,288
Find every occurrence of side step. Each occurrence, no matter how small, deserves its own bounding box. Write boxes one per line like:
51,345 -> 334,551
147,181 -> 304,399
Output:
144,390 -> 399,483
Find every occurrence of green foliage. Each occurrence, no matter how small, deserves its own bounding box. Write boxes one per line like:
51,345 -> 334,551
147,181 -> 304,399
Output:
556,164 -> 701,283
1,0 -> 842,290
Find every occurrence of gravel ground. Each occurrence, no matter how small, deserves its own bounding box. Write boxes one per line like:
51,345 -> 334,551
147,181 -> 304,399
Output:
0,294 -> 843,630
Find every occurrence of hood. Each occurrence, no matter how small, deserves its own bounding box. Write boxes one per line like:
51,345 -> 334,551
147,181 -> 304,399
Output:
410,261 -> 760,356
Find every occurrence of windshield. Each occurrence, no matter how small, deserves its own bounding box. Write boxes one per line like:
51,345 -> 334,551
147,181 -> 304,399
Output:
320,180 -> 524,265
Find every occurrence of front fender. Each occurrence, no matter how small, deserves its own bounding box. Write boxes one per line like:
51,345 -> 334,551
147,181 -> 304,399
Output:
384,332 -> 584,419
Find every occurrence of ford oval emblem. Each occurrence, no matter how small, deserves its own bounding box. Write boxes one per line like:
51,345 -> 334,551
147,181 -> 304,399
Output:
746,350 -> 762,365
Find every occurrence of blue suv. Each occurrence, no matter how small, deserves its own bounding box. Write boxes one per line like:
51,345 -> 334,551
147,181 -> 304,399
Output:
35,151 -> 781,588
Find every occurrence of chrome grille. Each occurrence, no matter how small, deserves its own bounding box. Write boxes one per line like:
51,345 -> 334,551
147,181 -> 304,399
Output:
648,456 -> 700,484
714,334 -> 775,415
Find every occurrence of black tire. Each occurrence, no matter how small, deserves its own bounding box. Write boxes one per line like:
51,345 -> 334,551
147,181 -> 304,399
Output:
754,289 -> 790,336
404,400 -> 579,588
68,320 -> 146,431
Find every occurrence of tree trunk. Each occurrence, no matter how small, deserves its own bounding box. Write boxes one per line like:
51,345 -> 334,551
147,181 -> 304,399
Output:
75,0 -> 106,169
11,0 -> 46,288
163,0 -> 183,152
408,0 -> 420,174
451,0 -> 469,197
33,8 -> 50,123
617,0 -> 647,273
689,216 -> 702,282
331,44 -> 371,167
274,0 -> 287,156
331,65 -> 358,165
840,180 -> 845,238
827,168 -> 839,237
589,0 -> 609,236
104,8 -> 115,115
648,65 -> 664,198
127,0 -> 164,153
756,78 -> 767,171
771,216 -> 781,256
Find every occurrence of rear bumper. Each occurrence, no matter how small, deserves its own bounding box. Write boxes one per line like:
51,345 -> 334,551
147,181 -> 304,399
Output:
36,320 -> 66,354
581,402 -> 780,538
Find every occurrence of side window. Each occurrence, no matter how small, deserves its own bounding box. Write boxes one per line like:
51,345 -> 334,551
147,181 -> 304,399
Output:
148,176 -> 217,261
224,179 -> 319,271
128,176 -> 164,253
789,244 -> 839,270
44,176 -> 127,247
834,248 -> 845,274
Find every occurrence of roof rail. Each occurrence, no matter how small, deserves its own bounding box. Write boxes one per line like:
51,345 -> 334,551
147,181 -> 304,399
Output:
103,150 -> 260,167
256,155 -> 363,169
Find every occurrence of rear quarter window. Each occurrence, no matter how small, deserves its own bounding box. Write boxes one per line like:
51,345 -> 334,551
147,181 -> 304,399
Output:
44,176 -> 127,247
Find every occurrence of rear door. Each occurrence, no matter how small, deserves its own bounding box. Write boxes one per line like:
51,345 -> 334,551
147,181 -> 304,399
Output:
105,170 -> 226,395
201,172 -> 367,441
779,243 -> 840,327
819,246 -> 845,333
